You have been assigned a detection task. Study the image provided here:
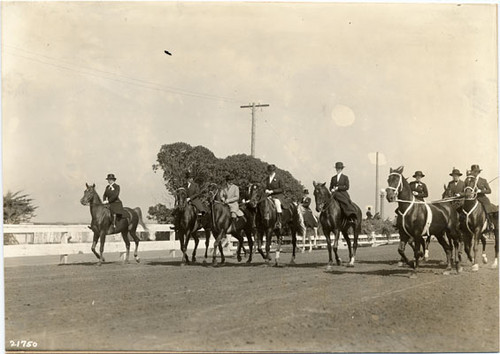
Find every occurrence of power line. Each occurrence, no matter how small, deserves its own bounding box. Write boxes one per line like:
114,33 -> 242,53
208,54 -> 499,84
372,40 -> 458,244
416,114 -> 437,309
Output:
4,44 -> 242,103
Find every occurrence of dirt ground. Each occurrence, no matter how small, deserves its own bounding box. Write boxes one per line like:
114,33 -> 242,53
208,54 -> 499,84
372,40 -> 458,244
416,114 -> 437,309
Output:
4,242 -> 499,352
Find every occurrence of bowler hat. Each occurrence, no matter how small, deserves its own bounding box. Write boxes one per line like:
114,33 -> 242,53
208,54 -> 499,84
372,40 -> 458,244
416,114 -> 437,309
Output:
335,162 -> 345,169
470,164 -> 482,173
106,173 -> 116,181
303,189 -> 309,194
449,168 -> 462,177
413,171 -> 425,178
267,164 -> 276,172
225,173 -> 234,181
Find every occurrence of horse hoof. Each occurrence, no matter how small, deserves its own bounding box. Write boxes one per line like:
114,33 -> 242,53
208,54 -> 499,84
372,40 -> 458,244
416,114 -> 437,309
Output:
203,259 -> 207,264
409,273 -> 418,279
180,262 -> 186,267
482,254 -> 488,264
336,260 -> 342,266
135,257 -> 141,263
290,259 -> 296,265
237,256 -> 242,263
246,258 -> 252,264
397,261 -> 404,267
346,263 -> 354,268
456,266 -> 463,274
443,270 -> 451,276
326,264 -> 333,271
471,264 -> 479,272
491,259 -> 498,269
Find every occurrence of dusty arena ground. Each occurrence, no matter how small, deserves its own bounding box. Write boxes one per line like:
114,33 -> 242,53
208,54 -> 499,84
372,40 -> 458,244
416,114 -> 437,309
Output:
5,242 -> 499,352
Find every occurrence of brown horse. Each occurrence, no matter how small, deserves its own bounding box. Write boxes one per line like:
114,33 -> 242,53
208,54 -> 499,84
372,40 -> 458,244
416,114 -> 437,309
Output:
385,166 -> 462,275
313,181 -> 362,269
80,183 -> 147,265
251,183 -> 300,266
173,187 -> 210,265
462,174 -> 499,270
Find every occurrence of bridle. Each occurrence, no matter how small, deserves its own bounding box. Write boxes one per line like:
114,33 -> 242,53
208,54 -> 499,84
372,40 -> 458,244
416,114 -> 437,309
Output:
464,175 -> 479,200
387,172 -> 404,195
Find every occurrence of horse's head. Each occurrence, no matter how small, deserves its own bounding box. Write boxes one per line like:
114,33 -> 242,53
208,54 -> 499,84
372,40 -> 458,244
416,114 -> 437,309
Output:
206,182 -> 219,202
175,187 -> 188,208
80,183 -> 98,206
464,172 -> 478,199
313,181 -> 330,213
386,166 -> 405,202
246,183 -> 261,208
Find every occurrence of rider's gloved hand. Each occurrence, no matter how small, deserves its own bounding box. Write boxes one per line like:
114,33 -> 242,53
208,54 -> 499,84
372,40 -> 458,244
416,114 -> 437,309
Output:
412,191 -> 418,196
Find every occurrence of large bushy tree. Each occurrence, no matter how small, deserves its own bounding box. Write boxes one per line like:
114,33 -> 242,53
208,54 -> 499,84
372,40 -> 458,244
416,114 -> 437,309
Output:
150,143 -> 305,221
3,190 -> 38,224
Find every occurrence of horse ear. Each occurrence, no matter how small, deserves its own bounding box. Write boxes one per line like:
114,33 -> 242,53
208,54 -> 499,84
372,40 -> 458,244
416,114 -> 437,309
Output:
390,168 -> 393,173
92,183 -> 95,188
86,183 -> 89,188
321,182 -> 326,187
397,166 -> 404,173
313,181 -> 317,187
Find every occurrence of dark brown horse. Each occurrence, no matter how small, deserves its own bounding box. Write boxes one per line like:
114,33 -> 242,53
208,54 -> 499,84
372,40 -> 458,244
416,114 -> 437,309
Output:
313,181 -> 362,269
204,183 -> 256,264
173,187 -> 210,265
80,183 -> 147,265
385,166 -> 462,275
462,174 -> 499,270
251,183 -> 300,266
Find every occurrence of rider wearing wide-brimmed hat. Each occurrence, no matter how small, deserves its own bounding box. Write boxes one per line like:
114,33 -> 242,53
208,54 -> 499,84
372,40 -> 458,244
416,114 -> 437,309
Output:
329,162 -> 357,223
409,171 -> 428,202
443,168 -> 465,198
468,164 -> 497,214
103,173 -> 125,228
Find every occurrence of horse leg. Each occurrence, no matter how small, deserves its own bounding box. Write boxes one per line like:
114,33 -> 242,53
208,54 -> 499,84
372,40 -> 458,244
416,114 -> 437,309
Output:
265,229 -> 272,263
245,228 -> 254,264
91,232 -> 101,261
471,229 -> 481,271
234,230 -> 245,263
203,230 -> 211,263
290,230 -> 297,265
481,234 -> 488,264
177,231 -> 188,266
332,229 -> 342,266
256,230 -> 266,261
493,226 -> 499,268
98,232 -> 107,265
324,230 -> 334,270
275,230 -> 282,267
397,239 -> 410,267
342,230 -> 353,267
121,230 -> 131,264
435,233 -> 452,275
191,233 -> 200,263
424,235 -> 431,261
129,228 -> 141,263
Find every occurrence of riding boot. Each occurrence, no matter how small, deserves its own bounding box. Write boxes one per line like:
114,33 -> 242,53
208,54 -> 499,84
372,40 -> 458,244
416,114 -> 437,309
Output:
113,214 -> 117,229
276,213 -> 282,228
231,217 -> 237,233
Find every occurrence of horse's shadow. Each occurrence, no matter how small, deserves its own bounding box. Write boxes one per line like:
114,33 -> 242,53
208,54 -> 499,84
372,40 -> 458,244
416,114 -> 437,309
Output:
146,259 -> 255,268
324,268 -> 416,277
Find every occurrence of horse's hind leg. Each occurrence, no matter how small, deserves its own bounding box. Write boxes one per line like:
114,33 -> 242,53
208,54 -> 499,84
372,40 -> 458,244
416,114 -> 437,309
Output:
98,232 -> 107,265
397,239 -> 410,267
342,230 -> 353,267
91,232 -> 101,261
203,231 -> 210,263
424,235 -> 431,261
435,233 -> 452,275
121,231 -> 131,264
129,228 -> 141,263
191,233 -> 200,263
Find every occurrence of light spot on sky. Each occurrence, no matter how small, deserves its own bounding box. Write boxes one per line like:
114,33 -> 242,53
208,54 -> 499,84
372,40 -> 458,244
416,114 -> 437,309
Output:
331,104 -> 355,127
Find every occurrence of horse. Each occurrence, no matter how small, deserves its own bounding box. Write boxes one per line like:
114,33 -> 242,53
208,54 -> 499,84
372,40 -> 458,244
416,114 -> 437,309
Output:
298,207 -> 319,253
80,183 -> 147,265
173,187 -> 211,265
462,174 -> 499,270
312,181 -> 362,269
385,166 -> 462,275
251,183 -> 300,266
203,183 -> 254,265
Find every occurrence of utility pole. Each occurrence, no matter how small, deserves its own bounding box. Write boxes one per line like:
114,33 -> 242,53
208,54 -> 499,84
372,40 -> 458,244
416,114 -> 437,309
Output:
240,103 -> 270,157
375,151 -> 379,215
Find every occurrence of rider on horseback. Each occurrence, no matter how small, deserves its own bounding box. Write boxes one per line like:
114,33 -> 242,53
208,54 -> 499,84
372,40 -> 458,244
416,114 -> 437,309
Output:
443,168 -> 465,198
103,173 -> 125,228
219,173 -> 244,231
185,171 -> 209,216
469,164 -> 497,229
409,171 -> 428,202
329,162 -> 357,224
263,164 -> 285,228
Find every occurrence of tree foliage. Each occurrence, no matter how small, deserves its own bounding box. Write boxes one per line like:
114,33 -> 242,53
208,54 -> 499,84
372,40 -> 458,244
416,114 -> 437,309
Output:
361,217 -> 397,236
147,203 -> 175,224
152,143 -> 304,200
3,190 -> 38,224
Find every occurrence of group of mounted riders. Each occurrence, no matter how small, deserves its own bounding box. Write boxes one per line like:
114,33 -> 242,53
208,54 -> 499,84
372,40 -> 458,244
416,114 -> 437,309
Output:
83,160 -> 497,269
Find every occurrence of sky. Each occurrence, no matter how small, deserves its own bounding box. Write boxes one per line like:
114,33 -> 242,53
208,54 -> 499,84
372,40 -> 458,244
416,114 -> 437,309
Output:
2,1 -> 498,223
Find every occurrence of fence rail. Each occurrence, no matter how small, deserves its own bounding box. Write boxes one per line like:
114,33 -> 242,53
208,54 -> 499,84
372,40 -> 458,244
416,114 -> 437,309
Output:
3,224 -> 400,264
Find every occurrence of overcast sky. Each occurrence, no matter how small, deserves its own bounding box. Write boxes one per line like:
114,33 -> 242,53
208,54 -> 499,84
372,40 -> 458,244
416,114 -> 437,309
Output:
2,2 -> 498,223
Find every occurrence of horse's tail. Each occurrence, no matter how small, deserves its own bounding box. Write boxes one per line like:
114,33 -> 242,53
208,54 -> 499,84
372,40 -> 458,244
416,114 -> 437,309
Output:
134,207 -> 149,231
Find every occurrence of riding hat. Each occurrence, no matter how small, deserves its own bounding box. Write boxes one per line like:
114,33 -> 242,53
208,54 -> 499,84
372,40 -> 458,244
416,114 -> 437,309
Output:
267,164 -> 276,173
106,173 -> 116,181
413,171 -> 425,178
470,164 -> 482,173
335,162 -> 345,169
449,168 -> 463,177
225,173 -> 234,182
303,189 -> 309,194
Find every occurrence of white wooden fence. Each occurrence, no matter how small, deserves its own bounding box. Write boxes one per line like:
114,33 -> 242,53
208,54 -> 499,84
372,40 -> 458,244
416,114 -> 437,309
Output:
3,224 -> 400,264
